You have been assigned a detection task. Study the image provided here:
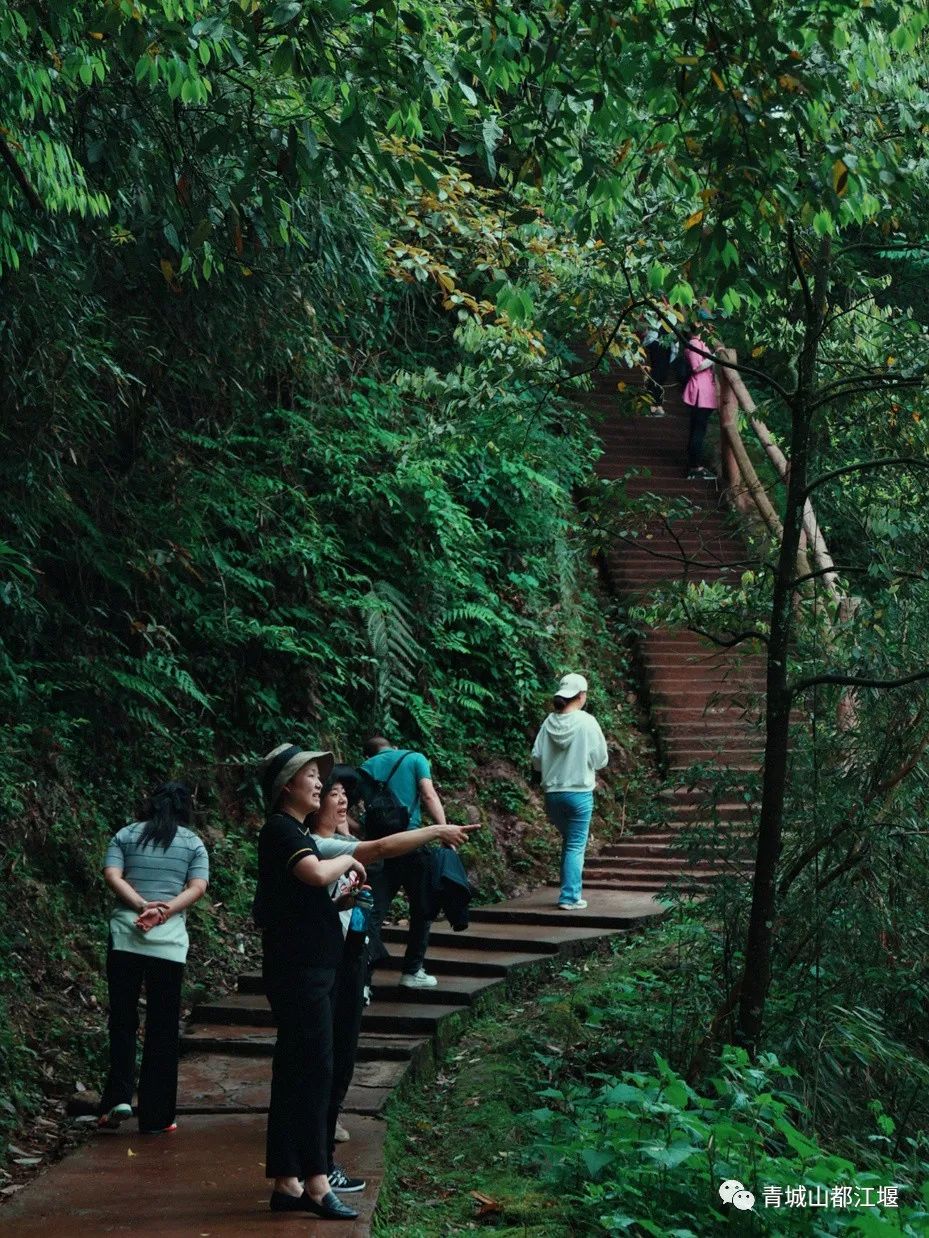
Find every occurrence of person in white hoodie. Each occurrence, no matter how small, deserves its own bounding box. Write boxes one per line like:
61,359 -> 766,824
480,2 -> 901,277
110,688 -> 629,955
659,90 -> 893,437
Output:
531,673 -> 609,910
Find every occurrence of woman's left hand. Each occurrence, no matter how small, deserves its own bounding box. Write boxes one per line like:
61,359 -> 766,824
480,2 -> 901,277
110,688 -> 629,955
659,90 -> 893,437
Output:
135,906 -> 168,932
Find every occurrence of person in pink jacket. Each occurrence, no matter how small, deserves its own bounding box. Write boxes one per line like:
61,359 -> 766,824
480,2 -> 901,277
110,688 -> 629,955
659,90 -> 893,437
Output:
682,329 -> 718,479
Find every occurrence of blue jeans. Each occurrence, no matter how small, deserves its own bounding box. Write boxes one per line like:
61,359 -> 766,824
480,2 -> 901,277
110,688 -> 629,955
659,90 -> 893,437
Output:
545,791 -> 593,904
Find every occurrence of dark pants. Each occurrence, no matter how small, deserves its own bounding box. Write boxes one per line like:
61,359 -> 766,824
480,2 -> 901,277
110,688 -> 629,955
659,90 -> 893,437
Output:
687,406 -> 714,469
327,941 -> 367,1170
99,946 -> 184,1132
367,850 -> 432,980
645,339 -> 672,405
264,965 -> 337,1180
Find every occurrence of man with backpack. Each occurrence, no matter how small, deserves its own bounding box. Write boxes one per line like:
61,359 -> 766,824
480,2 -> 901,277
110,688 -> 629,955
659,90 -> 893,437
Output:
360,735 -> 450,990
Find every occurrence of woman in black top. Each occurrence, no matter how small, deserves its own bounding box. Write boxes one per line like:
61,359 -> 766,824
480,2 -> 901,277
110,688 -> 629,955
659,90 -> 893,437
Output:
254,743 -> 367,1222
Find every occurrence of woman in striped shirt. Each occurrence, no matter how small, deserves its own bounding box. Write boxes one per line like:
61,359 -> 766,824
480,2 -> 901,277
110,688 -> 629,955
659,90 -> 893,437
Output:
98,782 -> 209,1133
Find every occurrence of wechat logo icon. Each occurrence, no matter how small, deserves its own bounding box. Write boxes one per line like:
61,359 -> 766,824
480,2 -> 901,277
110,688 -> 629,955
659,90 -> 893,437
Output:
719,1179 -> 756,1211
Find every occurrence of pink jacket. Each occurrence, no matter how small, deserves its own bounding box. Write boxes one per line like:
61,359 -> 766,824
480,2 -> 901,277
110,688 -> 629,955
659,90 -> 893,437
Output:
682,336 -> 718,409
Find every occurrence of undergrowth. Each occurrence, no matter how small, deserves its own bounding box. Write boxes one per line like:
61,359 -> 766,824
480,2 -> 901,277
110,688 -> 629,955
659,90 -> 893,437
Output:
377,914 -> 929,1236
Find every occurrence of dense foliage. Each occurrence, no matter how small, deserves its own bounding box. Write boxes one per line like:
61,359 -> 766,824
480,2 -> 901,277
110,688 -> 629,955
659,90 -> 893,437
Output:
380,923 -> 929,1234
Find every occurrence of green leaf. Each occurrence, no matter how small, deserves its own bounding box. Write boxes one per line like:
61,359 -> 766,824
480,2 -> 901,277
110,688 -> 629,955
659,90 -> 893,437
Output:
812,209 -> 833,236
581,1148 -> 614,1176
643,1143 -> 700,1169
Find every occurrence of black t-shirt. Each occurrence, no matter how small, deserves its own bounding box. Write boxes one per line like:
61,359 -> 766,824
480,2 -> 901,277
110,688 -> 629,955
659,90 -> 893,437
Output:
253,812 -> 344,970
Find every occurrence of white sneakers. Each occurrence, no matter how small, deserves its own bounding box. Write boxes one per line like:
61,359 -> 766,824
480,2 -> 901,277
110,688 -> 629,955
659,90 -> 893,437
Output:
97,1103 -> 132,1130
399,968 -> 438,989
557,899 -> 588,910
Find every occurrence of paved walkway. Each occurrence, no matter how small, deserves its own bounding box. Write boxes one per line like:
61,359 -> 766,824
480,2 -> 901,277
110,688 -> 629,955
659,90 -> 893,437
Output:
1,888 -> 662,1236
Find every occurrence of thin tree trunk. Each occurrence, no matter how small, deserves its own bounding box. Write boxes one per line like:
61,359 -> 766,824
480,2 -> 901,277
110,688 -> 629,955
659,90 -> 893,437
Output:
735,235 -> 829,1051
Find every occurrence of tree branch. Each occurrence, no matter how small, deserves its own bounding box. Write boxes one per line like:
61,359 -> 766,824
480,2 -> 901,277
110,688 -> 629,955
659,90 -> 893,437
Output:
686,623 -> 769,648
802,456 -> 929,503
788,563 -> 928,589
810,372 -> 926,411
0,136 -> 44,214
790,667 -> 929,696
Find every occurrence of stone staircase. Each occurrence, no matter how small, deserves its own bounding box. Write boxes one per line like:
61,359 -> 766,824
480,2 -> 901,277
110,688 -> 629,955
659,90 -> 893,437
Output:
572,362 -> 764,895
3,891 -> 663,1236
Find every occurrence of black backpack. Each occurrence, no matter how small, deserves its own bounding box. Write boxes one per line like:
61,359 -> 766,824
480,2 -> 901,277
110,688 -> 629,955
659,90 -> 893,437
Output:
362,751 -> 420,840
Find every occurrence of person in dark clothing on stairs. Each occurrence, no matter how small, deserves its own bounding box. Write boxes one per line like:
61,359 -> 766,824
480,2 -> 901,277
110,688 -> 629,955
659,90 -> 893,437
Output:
253,743 -> 366,1222
361,735 -> 452,991
308,765 -> 476,1179
641,316 -> 678,416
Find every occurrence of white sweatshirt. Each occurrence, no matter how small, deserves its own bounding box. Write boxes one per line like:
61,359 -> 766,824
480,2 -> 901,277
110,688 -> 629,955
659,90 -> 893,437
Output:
531,710 -> 609,793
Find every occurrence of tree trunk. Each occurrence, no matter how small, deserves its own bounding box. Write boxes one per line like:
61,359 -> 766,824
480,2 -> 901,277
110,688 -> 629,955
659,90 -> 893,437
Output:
735,236 -> 829,1051
734,445 -> 805,1051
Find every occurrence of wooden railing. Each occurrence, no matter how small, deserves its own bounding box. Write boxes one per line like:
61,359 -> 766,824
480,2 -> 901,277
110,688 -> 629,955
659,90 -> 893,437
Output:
716,347 -> 843,607
716,348 -> 858,728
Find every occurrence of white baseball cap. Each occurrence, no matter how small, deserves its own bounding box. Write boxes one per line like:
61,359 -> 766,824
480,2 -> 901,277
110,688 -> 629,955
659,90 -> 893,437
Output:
554,673 -> 588,699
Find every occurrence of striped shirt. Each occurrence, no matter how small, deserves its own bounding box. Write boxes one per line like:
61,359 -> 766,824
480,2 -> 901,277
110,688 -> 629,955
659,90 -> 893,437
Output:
104,822 -> 209,902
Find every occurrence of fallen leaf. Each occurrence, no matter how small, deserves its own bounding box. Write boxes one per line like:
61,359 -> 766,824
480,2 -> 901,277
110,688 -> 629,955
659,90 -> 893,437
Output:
127,1148 -> 136,1158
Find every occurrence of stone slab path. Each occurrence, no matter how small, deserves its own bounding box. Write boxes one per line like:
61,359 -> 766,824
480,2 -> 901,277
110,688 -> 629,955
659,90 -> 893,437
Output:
1,888 -> 663,1236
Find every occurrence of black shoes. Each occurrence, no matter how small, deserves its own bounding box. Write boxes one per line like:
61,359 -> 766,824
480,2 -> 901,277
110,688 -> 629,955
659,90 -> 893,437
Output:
270,1189 -> 359,1220
329,1164 -> 366,1192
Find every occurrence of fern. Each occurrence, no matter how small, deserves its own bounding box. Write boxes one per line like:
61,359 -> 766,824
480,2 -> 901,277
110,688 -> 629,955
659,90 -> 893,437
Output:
363,580 -> 424,728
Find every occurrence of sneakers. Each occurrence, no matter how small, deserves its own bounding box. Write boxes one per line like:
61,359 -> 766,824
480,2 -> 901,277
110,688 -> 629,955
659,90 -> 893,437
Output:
140,1123 -> 177,1134
329,1165 -> 366,1193
399,968 -> 438,989
334,1118 -> 351,1143
687,465 -> 715,480
97,1103 -> 132,1130
557,900 -> 588,910
362,984 -> 372,1007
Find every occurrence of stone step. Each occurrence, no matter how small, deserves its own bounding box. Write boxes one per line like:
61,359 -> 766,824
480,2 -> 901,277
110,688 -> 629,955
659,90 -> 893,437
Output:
598,839 -> 752,858
378,923 -> 564,954
582,878 -> 708,893
193,981 -> 496,1030
647,673 -> 765,688
388,975 -> 505,1007
580,869 -> 719,885
665,801 -> 759,819
180,1022 -> 429,1061
661,737 -> 763,753
175,1053 -> 408,1116
358,1001 -> 467,1035
643,656 -> 764,670
669,760 -> 762,773
468,903 -> 640,930
651,687 -> 761,701
585,855 -> 718,873
376,944 -> 546,977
